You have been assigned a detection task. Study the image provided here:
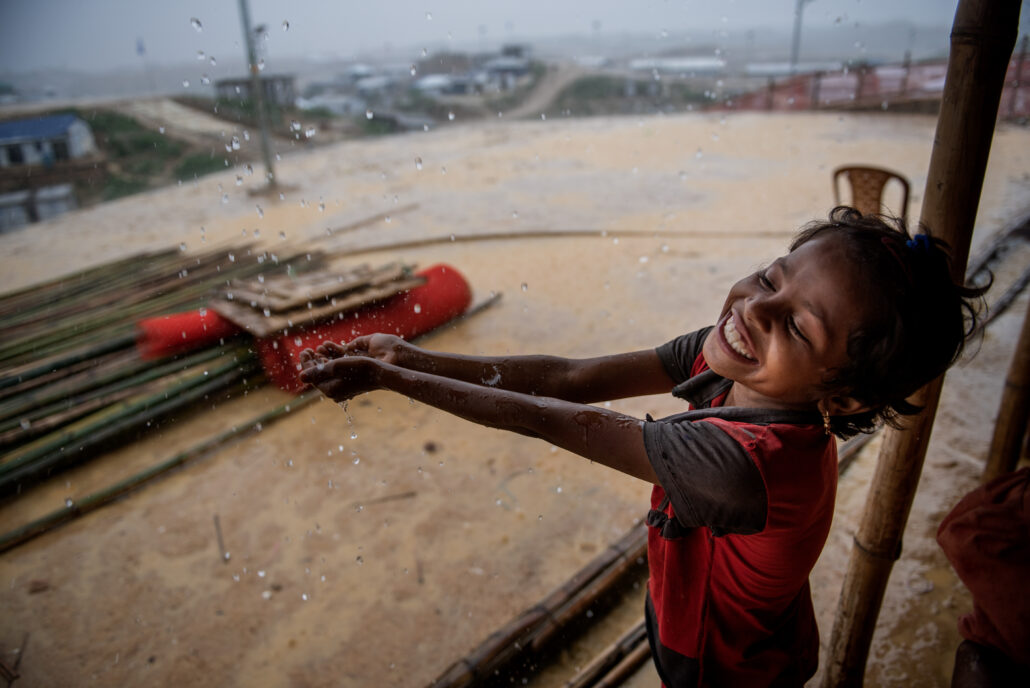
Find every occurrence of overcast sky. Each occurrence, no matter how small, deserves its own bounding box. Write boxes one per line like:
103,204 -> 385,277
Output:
0,0 -> 1022,74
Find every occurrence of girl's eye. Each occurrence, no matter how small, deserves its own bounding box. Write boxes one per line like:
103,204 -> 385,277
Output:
759,271 -> 774,289
788,317 -> 808,342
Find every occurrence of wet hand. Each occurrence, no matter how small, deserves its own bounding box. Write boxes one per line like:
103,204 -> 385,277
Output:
299,348 -> 381,402
318,333 -> 408,365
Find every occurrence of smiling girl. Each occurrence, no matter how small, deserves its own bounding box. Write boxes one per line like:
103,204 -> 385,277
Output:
299,206 -> 985,687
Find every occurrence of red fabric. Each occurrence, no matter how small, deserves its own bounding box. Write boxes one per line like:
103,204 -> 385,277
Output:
259,263 -> 472,391
647,355 -> 836,686
136,309 -> 241,359
937,467 -> 1030,665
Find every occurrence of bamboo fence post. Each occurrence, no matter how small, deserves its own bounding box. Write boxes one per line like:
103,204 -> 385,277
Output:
822,1 -> 1020,686
982,295 -> 1030,483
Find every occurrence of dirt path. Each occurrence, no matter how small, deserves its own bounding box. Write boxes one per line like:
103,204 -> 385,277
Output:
505,64 -> 588,119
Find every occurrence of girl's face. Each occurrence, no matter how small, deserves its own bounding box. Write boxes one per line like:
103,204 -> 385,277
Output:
702,235 -> 871,412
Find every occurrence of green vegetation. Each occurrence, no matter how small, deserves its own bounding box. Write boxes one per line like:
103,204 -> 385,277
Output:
174,153 -> 228,180
101,174 -> 149,201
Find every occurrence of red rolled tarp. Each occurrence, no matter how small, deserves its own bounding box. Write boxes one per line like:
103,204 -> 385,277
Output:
135,264 -> 473,392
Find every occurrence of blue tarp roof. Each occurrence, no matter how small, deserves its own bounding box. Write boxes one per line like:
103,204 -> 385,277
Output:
0,113 -> 80,144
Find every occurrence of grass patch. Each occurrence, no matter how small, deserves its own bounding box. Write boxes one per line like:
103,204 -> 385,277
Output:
102,174 -> 148,201
175,153 -> 228,180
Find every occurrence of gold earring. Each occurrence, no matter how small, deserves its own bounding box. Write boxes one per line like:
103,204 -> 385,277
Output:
822,409 -> 832,435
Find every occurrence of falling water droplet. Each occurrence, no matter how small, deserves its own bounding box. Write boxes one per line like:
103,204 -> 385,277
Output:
282,20 -> 290,31
521,283 -> 528,291
413,304 -> 422,314
209,55 -> 217,66
256,205 -> 264,218
414,157 -> 423,170
182,79 -> 191,88
366,109 -> 374,120
65,497 -> 74,508
190,17 -> 203,32
695,147 -> 703,159
356,555 -> 364,565
447,111 -> 455,121
19,418 -> 31,430
425,11 -> 432,20
410,64 -> 417,76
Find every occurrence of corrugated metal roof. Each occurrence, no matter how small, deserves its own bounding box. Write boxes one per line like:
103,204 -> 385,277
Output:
0,113 -> 80,144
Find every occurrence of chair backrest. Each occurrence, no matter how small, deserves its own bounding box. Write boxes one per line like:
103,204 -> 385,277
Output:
832,165 -> 911,223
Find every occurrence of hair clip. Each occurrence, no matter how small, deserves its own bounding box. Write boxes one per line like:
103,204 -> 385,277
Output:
906,234 -> 932,253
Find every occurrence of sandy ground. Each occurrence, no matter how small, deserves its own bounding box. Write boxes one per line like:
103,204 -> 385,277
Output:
1,110 -> 1029,687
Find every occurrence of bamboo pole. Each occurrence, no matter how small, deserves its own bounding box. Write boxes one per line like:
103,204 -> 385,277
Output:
0,390 -> 320,553
564,620 -> 647,688
429,524 -> 648,688
822,1 -> 1020,686
982,295 -> 1030,483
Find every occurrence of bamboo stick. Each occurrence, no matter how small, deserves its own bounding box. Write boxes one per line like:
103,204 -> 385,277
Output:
429,524 -> 647,688
0,351 -> 258,493
823,2 -> 1020,685
0,390 -> 319,553
591,642 -> 651,688
982,295 -> 1030,483
563,620 -> 647,688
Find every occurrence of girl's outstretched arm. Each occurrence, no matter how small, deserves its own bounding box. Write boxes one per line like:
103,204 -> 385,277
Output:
314,334 -> 674,404
298,350 -> 659,484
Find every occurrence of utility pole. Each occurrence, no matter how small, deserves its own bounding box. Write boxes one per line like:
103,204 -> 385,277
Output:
238,0 -> 277,190
790,0 -> 816,74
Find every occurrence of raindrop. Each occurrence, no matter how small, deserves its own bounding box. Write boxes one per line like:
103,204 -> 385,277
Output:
447,111 -> 455,121
439,166 -> 446,175
350,432 -> 358,439
65,497 -> 74,508
201,74 -> 210,85
228,252 -> 236,262
19,419 -> 31,430
263,307 -> 271,318
257,570 -> 266,578
291,120 -> 301,131
421,47 -> 428,57
414,157 -> 423,170
235,176 -> 243,186
521,283 -> 528,291
540,113 -> 546,121
245,163 -> 254,175
190,17 -> 203,32
410,64 -> 417,77
555,486 -> 563,494
695,147 -> 703,159
256,205 -> 264,218
182,79 -> 191,88
223,551 -> 231,562
221,193 -> 229,204
279,231 -> 286,240
355,504 -> 363,513
305,126 -> 317,138
209,55 -> 217,66
282,20 -> 290,31
257,59 -> 265,71
425,11 -> 432,20
356,556 -> 364,565
231,136 -> 241,150
159,126 -> 165,134
301,593 -> 309,601
179,242 -> 187,251
413,304 -> 422,314
262,590 -> 272,600
318,200 -> 325,212
353,456 -> 360,465
197,50 -> 206,61
639,256 -> 649,264
511,210 -> 518,219
366,109 -> 374,120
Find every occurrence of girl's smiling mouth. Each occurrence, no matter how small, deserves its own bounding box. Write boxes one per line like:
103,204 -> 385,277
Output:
721,312 -> 756,361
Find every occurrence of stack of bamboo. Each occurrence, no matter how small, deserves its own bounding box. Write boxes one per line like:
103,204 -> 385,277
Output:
429,524 -> 648,688
0,244 -> 327,497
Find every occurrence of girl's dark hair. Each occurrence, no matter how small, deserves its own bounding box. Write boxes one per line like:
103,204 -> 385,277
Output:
791,206 -> 988,439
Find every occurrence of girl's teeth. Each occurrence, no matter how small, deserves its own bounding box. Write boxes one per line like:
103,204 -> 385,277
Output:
724,319 -> 754,360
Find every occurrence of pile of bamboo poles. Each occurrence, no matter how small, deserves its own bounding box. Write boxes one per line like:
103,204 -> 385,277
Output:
429,524 -> 648,688
0,244 -> 327,497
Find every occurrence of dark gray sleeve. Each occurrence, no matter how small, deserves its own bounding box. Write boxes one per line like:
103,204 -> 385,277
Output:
643,417 -> 767,535
655,327 -> 714,385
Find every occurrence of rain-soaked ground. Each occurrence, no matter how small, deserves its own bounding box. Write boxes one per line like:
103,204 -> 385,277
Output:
1,109 -> 1029,686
